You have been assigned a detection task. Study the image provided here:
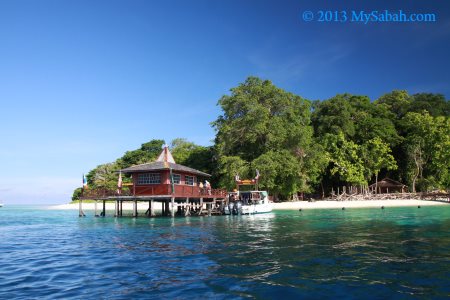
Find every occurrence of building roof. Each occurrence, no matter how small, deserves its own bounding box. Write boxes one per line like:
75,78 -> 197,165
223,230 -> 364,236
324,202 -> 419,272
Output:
368,178 -> 407,188
120,146 -> 211,177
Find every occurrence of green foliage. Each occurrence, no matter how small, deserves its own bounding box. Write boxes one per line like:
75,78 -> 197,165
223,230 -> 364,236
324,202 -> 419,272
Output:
323,133 -> 366,185
217,156 -> 249,190
252,150 -> 305,198
313,93 -> 401,147
71,187 -> 83,201
361,137 -> 397,182
400,112 -> 450,191
116,139 -> 165,168
213,77 -> 316,198
409,93 -> 450,117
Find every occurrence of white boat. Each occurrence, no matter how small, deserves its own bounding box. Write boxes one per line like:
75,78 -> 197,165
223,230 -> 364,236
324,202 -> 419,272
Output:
224,190 -> 273,215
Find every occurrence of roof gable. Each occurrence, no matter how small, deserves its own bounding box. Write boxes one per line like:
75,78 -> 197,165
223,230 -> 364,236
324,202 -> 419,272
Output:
120,147 -> 210,177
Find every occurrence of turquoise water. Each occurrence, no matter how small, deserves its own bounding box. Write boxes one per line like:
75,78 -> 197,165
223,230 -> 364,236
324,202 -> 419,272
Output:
0,206 -> 449,299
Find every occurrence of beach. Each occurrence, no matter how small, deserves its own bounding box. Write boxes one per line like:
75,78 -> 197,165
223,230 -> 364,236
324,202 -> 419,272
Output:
48,199 -> 449,211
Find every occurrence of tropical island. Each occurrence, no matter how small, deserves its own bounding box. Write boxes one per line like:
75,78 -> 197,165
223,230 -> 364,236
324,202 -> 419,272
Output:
70,77 -> 450,208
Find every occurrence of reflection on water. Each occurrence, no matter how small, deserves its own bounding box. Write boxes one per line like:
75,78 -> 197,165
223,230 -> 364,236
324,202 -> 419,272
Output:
0,206 -> 449,299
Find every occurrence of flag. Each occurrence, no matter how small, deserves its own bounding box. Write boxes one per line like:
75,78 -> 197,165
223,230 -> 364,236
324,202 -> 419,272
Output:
254,169 -> 260,180
82,174 -> 88,189
117,171 -> 123,194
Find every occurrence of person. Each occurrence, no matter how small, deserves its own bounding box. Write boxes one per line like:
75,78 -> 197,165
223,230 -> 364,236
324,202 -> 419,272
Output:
199,181 -> 204,194
205,180 -> 211,195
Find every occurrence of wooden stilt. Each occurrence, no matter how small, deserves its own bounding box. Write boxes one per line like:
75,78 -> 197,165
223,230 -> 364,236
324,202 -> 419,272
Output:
120,201 -> 123,217
184,198 -> 190,216
162,201 -> 165,216
165,200 -> 170,216
102,200 -> 106,217
94,200 -> 99,217
171,197 -> 175,217
198,198 -> 203,215
79,199 -> 85,217
150,199 -> 155,217
133,200 -> 137,217
114,200 -> 118,217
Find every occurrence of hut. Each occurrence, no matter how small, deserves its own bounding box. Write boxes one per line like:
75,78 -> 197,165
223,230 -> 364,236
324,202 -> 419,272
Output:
369,178 -> 408,194
79,146 -> 226,218
120,146 -> 222,198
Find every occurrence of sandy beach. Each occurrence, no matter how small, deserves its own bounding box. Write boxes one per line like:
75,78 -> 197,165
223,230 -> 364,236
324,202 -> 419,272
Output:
48,199 -> 449,211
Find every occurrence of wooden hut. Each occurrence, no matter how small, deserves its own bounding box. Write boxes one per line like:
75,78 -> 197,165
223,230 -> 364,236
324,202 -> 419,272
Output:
120,146 -> 223,198
369,178 -> 408,194
79,146 -> 226,218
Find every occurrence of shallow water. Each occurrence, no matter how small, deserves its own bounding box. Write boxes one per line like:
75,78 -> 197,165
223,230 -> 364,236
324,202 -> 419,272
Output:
0,205 -> 449,299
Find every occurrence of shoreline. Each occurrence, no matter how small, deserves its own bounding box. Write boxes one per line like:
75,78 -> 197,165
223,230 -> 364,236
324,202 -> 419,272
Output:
47,199 -> 449,211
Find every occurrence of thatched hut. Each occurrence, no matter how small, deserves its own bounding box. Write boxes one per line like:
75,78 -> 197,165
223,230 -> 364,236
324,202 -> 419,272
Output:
369,178 -> 408,194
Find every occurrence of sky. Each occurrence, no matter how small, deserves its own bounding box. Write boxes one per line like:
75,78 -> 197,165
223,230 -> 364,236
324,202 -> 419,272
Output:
1,0 -> 449,204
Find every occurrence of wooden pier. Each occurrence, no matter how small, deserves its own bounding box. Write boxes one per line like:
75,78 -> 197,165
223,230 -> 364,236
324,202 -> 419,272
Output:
78,196 -> 227,218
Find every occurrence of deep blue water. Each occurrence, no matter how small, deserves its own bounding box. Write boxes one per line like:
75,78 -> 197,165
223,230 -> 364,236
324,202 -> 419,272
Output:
0,205 -> 449,299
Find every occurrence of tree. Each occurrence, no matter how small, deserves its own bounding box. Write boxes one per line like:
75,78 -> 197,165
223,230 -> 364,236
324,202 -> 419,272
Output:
361,137 -> 397,190
375,90 -> 411,118
313,93 -> 401,147
409,93 -> 450,117
400,112 -> 450,192
116,139 -> 165,168
213,77 -> 316,198
322,132 -> 366,186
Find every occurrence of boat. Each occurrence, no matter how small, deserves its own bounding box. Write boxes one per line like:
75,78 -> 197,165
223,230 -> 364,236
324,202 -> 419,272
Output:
0,203 -> 3,208
223,170 -> 273,215
224,190 -> 273,215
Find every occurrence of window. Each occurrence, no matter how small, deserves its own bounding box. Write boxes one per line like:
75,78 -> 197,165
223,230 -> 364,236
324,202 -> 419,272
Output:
172,174 -> 181,184
185,175 -> 195,186
137,173 -> 161,185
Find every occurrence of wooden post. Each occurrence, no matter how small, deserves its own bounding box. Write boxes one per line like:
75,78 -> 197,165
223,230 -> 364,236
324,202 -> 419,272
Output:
165,200 -> 170,216
102,200 -> 106,217
198,198 -> 203,215
114,200 -> 118,217
133,200 -> 137,217
184,198 -> 190,216
150,200 -> 155,217
162,201 -> 165,216
171,197 -> 175,217
120,200 -> 123,217
79,199 -> 85,217
94,200 -> 99,217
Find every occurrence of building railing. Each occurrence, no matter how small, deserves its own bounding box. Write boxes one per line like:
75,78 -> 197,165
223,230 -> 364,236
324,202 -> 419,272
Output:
79,184 -> 227,199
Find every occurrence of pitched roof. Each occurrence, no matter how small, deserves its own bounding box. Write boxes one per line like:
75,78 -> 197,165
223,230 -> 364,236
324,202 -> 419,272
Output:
120,147 -> 211,177
121,161 -> 210,177
368,178 -> 407,188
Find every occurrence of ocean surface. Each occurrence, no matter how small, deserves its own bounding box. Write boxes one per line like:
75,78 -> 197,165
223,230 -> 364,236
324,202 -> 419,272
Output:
0,205 -> 449,299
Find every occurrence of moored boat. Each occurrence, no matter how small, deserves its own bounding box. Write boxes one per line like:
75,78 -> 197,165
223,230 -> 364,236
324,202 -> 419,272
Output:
224,190 -> 273,215
224,170 -> 273,215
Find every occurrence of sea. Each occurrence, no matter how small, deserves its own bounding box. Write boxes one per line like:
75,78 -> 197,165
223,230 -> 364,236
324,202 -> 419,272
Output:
0,205 -> 449,299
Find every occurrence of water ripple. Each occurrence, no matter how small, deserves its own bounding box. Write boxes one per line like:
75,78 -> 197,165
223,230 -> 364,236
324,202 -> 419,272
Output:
0,206 -> 449,299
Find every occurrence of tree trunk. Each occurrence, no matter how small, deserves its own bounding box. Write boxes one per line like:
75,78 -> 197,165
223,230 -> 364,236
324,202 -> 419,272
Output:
375,173 -> 378,194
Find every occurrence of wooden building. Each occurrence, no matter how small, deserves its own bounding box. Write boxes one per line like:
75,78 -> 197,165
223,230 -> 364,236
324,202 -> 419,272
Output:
121,146 -> 222,198
369,178 -> 408,194
79,146 -> 226,218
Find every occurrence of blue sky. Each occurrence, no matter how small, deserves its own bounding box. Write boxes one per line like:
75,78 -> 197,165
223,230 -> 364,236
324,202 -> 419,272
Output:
1,0 -> 449,204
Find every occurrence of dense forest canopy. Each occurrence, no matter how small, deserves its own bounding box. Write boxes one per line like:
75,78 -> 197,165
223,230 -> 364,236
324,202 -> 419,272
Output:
73,77 -> 450,200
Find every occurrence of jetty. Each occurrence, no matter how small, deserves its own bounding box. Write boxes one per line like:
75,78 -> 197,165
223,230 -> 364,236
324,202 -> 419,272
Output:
79,147 -> 227,217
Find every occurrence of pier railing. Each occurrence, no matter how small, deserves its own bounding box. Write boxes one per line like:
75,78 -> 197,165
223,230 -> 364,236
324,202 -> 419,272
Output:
79,188 -> 132,199
79,185 -> 227,199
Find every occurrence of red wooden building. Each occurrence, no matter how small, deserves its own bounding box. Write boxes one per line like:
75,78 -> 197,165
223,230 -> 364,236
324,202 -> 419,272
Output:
120,146 -> 225,199
78,146 -> 226,218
